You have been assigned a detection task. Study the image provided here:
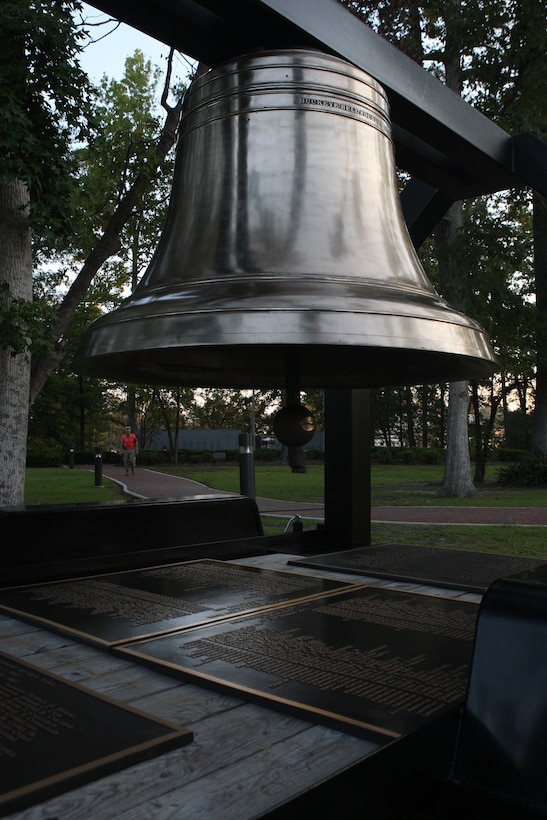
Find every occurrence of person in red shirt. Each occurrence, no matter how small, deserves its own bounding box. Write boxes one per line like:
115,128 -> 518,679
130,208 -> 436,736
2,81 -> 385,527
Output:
121,426 -> 138,475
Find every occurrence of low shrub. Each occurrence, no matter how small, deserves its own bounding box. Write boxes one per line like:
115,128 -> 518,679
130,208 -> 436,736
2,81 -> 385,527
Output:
304,448 -> 324,461
26,449 -> 63,467
371,446 -> 444,465
187,451 -> 214,464
492,447 -> 530,463
65,450 -> 96,465
135,449 -> 164,465
497,456 -> 547,486
399,447 -> 419,464
416,447 -> 444,464
101,450 -> 121,464
254,448 -> 281,461
372,446 -> 394,464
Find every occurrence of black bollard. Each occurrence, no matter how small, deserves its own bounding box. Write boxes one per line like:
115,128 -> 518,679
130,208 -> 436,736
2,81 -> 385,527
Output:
69,448 -> 74,469
238,433 -> 255,499
94,448 -> 103,487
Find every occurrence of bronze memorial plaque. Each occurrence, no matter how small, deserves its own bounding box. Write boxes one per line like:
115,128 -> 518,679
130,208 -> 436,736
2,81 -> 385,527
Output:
0,560 -> 353,647
116,585 -> 479,743
0,651 -> 192,815
290,544 -> 546,593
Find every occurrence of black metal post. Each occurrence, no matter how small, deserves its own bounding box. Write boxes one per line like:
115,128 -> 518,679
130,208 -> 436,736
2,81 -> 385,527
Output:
68,448 -> 74,469
94,448 -> 103,488
324,389 -> 371,549
285,349 -> 306,473
238,433 -> 255,499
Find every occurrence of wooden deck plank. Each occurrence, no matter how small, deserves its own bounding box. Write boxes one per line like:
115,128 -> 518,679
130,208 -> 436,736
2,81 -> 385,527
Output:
110,722 -> 377,820
0,624 -> 80,658
130,681 -> 247,725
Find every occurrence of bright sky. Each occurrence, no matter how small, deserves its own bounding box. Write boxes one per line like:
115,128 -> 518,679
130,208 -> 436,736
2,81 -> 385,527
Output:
78,3 -> 194,82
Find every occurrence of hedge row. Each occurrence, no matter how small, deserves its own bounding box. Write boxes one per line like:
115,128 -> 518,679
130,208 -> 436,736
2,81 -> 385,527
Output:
371,446 -> 532,465
371,446 -> 445,464
26,447 -> 287,467
26,445 -> 532,469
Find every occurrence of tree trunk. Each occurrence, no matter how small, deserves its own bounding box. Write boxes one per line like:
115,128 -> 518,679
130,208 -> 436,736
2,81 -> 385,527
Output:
436,203 -> 477,495
439,384 -> 446,447
438,380 -> 477,497
405,386 -> 416,447
470,381 -> 486,483
421,386 -> 429,448
125,226 -> 140,432
0,178 -> 32,507
531,192 -> 547,454
78,375 -> 85,451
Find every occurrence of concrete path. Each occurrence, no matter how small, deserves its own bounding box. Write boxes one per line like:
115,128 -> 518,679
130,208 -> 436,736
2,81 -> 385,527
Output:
90,464 -> 547,526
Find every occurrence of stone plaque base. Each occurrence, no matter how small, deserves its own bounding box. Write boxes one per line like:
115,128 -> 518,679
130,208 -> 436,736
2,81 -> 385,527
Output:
0,560 -> 352,647
0,651 -> 192,815
290,544 -> 546,592
117,586 -> 478,743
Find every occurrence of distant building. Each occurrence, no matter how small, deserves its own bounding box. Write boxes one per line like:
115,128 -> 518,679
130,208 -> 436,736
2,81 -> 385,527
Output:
149,429 -> 324,451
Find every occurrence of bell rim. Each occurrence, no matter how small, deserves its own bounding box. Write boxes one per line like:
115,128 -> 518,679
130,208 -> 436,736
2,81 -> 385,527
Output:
74,341 -> 498,389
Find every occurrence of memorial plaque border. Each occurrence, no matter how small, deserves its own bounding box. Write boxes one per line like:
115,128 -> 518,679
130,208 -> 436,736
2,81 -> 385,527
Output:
0,559 -> 356,648
115,585 -> 479,745
0,651 -> 193,815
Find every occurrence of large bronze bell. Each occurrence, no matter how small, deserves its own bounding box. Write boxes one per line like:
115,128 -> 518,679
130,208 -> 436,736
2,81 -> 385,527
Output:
75,49 -> 498,388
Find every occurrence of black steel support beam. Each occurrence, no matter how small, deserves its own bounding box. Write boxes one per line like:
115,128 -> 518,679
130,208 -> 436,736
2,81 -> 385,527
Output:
401,180 -> 454,249
512,133 -> 547,197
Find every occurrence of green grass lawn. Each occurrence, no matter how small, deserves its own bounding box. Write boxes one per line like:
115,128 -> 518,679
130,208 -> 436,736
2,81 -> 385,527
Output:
24,467 -> 125,506
152,463 -> 325,502
369,522 -> 547,559
153,461 -> 547,507
25,462 -> 541,509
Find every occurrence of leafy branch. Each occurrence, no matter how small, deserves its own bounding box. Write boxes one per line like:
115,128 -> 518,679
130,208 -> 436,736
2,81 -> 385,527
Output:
0,282 -> 56,360
29,48 -> 186,405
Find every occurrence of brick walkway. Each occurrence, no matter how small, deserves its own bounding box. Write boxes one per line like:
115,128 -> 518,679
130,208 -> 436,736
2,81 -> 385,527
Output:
92,464 -> 547,526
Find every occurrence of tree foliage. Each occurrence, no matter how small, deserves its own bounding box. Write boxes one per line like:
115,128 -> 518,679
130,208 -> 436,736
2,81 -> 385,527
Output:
29,45 -> 185,404
340,0 -> 546,480
0,1 -> 90,237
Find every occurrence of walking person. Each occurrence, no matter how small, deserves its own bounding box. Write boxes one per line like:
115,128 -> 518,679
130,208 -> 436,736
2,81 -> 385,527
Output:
121,426 -> 138,475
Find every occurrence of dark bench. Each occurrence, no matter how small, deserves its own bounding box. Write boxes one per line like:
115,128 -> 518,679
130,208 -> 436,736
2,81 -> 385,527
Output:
439,563 -> 547,817
0,495 -> 264,585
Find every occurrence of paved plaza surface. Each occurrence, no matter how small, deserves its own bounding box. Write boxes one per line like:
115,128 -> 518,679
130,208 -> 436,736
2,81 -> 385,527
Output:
90,463 -> 547,526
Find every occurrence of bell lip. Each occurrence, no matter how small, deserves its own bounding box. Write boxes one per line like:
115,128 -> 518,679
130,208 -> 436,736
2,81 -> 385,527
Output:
75,336 -> 498,390
75,291 -> 498,389
77,277 -> 488,327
